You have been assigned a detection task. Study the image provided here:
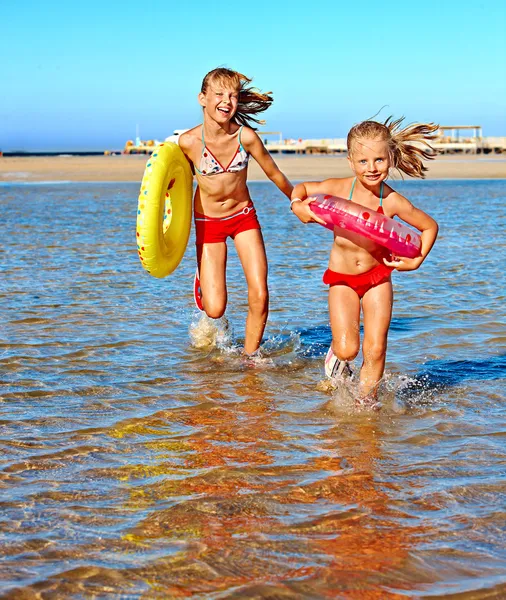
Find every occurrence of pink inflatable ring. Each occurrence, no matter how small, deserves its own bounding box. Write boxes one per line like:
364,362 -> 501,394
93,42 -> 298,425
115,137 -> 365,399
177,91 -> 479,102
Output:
310,193 -> 421,258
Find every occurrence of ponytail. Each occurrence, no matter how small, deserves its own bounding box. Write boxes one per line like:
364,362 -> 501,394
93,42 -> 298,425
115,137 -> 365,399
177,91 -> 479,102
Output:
386,116 -> 439,178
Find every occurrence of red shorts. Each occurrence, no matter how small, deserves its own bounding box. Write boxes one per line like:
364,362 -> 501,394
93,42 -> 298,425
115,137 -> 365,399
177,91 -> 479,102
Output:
194,202 -> 261,245
323,264 -> 393,298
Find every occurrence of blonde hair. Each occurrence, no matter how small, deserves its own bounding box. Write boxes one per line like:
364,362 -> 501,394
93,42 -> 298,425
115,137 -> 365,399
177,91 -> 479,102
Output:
347,116 -> 439,178
201,68 -> 273,129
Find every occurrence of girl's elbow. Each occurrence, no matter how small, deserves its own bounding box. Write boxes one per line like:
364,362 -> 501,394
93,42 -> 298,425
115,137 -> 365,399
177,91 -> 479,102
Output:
293,182 -> 307,195
422,218 -> 438,236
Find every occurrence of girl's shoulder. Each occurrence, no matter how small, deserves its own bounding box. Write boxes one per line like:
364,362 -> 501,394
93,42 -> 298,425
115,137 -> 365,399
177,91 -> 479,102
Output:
237,125 -> 258,143
383,182 -> 407,201
322,176 -> 354,197
382,183 -> 413,210
178,125 -> 201,151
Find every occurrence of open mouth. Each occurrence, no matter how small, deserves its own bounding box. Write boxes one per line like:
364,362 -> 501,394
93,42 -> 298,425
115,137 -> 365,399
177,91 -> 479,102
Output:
217,107 -> 230,115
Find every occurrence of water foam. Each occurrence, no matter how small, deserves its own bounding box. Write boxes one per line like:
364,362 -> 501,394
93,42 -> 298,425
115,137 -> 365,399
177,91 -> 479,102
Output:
188,313 -> 233,350
322,369 -> 430,414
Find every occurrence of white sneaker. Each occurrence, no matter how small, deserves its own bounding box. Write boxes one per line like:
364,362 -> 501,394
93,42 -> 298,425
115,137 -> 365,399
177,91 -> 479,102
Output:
325,346 -> 353,380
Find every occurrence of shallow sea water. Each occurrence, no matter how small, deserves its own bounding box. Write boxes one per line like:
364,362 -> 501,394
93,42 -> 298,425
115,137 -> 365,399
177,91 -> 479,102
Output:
1,179 -> 506,599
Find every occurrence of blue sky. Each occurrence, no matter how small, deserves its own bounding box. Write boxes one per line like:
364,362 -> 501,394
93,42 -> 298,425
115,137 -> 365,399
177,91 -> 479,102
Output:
1,0 -> 505,151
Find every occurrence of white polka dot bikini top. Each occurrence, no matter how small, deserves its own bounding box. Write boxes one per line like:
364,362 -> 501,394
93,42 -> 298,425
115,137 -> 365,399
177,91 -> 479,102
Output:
194,125 -> 249,176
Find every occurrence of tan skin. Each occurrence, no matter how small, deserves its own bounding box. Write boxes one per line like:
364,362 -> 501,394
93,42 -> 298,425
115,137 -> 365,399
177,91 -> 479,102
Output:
291,138 -> 439,399
179,81 -> 293,355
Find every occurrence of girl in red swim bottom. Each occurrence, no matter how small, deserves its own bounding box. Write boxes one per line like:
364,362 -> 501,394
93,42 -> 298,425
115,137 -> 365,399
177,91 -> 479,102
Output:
290,117 -> 439,403
179,68 -> 293,355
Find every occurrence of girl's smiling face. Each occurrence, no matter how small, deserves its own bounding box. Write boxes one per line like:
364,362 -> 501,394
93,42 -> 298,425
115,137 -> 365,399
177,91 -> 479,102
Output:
348,138 -> 391,184
199,82 -> 239,124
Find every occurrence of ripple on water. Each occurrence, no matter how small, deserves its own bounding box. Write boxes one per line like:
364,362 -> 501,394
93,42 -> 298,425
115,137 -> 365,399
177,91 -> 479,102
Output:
1,180 -> 506,597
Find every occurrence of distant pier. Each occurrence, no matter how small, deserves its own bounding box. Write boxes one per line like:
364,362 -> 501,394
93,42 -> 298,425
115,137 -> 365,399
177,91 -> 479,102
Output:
117,126 -> 506,157
263,126 -> 506,155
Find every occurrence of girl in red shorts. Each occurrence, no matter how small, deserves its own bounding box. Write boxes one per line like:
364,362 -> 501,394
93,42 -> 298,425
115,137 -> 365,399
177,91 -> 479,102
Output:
179,68 -> 293,355
290,118 -> 439,403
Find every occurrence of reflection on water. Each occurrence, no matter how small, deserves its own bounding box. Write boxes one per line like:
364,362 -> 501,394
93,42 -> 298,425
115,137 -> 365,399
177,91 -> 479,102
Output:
1,180 -> 506,598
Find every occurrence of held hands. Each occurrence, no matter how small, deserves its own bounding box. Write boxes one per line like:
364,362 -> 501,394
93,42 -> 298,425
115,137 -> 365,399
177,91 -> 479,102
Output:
383,255 -> 424,271
291,197 -> 326,225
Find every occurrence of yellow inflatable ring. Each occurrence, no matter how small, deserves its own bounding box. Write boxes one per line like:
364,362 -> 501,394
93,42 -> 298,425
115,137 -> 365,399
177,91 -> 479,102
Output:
136,142 -> 193,278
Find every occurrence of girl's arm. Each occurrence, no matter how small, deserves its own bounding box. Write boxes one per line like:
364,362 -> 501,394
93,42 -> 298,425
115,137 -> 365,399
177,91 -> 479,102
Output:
243,129 -> 293,198
290,179 -> 341,224
383,194 -> 438,271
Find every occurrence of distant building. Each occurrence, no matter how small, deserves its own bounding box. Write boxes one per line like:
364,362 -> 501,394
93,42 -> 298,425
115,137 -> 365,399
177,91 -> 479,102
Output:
124,129 -> 189,154
165,129 -> 189,144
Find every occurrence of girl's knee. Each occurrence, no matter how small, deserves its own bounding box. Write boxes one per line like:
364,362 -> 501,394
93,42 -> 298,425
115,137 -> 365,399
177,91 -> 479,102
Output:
248,286 -> 269,313
204,299 -> 227,320
332,338 -> 359,362
205,307 -> 226,320
362,339 -> 387,363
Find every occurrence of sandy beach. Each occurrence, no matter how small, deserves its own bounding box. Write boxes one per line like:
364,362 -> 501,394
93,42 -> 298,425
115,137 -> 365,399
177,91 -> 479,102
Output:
1,153 -> 505,183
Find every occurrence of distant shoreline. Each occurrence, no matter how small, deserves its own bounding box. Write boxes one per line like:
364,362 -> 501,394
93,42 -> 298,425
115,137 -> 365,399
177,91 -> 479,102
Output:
1,154 -> 505,183
0,151 -> 109,157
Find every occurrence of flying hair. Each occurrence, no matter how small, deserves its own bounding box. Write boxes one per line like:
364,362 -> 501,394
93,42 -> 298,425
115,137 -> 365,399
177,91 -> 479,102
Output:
347,116 -> 439,179
201,68 -> 273,129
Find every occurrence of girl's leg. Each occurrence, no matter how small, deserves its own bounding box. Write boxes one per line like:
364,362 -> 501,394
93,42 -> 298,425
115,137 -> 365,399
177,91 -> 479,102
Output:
360,280 -> 393,398
197,242 -> 228,319
328,285 -> 361,363
233,229 -> 269,355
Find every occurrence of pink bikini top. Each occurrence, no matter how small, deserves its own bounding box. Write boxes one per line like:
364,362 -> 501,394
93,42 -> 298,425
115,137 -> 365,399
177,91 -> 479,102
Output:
195,125 -> 249,176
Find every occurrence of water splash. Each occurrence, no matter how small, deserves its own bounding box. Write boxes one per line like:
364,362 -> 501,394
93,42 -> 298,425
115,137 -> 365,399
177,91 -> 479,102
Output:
188,317 -> 305,372
259,330 -> 301,358
188,312 -> 233,350
319,369 -> 436,414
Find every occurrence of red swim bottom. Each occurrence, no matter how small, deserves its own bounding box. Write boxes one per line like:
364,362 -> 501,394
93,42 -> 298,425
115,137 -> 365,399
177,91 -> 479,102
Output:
323,264 -> 393,298
194,202 -> 261,245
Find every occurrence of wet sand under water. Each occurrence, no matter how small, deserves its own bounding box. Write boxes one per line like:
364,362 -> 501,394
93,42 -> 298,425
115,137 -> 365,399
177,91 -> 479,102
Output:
1,179 -> 506,598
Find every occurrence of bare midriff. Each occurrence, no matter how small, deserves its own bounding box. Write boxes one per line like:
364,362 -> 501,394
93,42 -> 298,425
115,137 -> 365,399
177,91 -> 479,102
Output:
194,169 -> 251,217
328,230 -> 390,275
